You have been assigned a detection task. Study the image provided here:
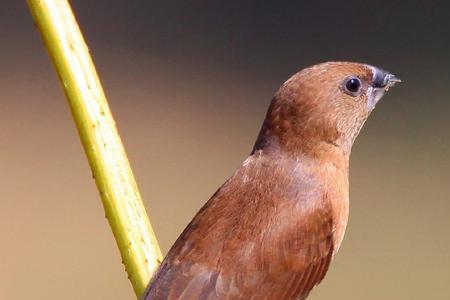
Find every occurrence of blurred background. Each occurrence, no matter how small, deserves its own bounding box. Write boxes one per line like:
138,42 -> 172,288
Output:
1,1 -> 449,299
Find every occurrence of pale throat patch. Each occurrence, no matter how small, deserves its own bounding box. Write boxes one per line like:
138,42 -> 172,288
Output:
367,86 -> 386,110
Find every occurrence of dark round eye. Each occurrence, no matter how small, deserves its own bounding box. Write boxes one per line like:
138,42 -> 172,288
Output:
343,77 -> 362,96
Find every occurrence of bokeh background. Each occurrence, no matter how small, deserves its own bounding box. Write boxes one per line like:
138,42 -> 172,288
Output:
1,1 -> 449,299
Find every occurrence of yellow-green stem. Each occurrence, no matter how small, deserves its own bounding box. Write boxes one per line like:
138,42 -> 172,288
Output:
27,0 -> 162,297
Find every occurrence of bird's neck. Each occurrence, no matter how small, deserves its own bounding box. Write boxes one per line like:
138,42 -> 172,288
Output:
252,122 -> 351,166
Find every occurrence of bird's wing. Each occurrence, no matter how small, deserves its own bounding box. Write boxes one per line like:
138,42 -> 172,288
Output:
142,156 -> 335,300
268,204 -> 334,300
143,215 -> 334,300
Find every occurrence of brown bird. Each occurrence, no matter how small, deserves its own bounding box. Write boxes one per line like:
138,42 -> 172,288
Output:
142,62 -> 400,300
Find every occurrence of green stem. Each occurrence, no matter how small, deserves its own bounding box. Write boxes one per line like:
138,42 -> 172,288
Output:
27,0 -> 162,297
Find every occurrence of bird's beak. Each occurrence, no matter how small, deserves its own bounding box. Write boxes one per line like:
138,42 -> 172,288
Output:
367,68 -> 400,110
372,68 -> 401,91
384,73 -> 401,91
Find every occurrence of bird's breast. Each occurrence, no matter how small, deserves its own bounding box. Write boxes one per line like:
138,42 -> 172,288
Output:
322,162 -> 349,254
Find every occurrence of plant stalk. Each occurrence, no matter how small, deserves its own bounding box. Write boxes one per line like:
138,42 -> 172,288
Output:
27,0 -> 162,297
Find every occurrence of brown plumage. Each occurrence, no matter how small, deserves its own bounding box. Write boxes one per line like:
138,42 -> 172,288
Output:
142,62 -> 400,300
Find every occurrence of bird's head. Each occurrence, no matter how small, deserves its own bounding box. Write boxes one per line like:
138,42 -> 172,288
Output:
254,62 -> 400,157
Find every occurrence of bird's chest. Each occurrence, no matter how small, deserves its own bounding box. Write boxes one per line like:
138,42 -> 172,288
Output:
323,166 -> 349,253
286,160 -> 349,254
266,158 -> 350,253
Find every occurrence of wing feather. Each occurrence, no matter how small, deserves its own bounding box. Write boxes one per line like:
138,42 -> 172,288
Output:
143,155 -> 337,300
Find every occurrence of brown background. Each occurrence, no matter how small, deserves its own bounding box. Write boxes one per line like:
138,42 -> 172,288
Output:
1,1 -> 449,299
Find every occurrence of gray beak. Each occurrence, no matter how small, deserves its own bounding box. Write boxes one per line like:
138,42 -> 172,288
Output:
367,67 -> 400,110
373,68 -> 401,91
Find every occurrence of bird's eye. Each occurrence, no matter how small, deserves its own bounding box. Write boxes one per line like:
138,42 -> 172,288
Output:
343,77 -> 362,96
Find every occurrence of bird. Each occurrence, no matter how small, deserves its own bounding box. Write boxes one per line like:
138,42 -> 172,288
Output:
142,61 -> 400,300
